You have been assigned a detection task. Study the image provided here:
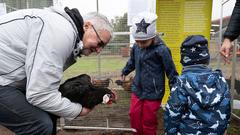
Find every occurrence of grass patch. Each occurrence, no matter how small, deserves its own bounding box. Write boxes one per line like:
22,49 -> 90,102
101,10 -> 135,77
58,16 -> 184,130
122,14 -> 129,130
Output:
63,56 -> 129,79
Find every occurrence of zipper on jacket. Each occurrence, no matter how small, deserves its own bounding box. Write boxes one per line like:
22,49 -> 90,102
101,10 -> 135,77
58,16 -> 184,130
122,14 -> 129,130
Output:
153,78 -> 158,94
139,48 -> 145,89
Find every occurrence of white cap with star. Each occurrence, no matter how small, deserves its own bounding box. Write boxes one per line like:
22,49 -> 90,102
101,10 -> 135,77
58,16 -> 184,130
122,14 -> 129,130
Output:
131,11 -> 158,41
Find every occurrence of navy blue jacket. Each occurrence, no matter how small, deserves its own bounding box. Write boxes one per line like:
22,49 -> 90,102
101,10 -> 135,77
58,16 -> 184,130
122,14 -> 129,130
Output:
122,36 -> 178,100
224,0 -> 240,41
164,65 -> 231,135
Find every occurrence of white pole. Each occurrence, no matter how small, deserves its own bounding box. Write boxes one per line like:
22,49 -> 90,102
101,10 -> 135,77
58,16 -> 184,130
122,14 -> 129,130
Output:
106,118 -> 109,128
96,0 -> 99,12
59,117 -> 65,130
61,126 -> 137,132
230,40 -> 237,110
217,0 -> 230,69
96,0 -> 101,77
26,0 -> 29,9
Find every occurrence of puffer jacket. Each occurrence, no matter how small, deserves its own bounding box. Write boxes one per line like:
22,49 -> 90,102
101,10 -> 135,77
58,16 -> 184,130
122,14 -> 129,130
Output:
164,65 -> 231,135
224,0 -> 240,41
122,36 -> 178,100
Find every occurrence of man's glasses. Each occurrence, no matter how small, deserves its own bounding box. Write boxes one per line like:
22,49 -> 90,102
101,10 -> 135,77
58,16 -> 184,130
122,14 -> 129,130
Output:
92,25 -> 105,48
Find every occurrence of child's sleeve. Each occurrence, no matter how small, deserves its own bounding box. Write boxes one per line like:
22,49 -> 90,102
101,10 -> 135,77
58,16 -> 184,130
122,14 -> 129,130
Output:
159,46 -> 178,88
164,79 -> 187,134
223,82 -> 231,128
122,45 -> 136,76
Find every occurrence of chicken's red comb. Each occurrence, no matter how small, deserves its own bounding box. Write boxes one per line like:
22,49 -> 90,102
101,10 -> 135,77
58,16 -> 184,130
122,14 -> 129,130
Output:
109,90 -> 117,104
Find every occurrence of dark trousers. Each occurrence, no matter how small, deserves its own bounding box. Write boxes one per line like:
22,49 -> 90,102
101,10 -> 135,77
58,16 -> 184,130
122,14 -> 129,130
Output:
0,86 -> 57,135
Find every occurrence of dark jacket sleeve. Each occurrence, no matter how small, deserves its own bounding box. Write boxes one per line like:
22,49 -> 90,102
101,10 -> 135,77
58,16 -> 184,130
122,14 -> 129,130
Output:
224,0 -> 240,41
159,46 -> 178,88
164,79 -> 187,134
122,45 -> 135,76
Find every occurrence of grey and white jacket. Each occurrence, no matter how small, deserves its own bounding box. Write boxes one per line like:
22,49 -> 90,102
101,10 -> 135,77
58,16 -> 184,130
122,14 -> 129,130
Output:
0,7 -> 83,120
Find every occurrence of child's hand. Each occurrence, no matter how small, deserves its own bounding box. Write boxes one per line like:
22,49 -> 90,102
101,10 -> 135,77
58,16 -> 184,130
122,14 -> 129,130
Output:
121,75 -> 126,81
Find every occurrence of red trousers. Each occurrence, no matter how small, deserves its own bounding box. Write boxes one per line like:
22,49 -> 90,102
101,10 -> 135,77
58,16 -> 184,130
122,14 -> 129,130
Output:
129,93 -> 161,135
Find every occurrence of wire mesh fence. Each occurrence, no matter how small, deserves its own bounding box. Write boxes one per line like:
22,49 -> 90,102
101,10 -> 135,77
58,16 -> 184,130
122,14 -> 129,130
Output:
1,0 -> 53,12
0,1 -> 239,134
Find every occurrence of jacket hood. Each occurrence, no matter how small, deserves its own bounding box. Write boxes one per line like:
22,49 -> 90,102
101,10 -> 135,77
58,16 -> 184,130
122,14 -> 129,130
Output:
180,65 -> 228,108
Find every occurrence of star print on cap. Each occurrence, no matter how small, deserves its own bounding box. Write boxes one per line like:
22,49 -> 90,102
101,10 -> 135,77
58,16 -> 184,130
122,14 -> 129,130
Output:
135,19 -> 150,34
180,35 -> 210,66
132,12 -> 158,41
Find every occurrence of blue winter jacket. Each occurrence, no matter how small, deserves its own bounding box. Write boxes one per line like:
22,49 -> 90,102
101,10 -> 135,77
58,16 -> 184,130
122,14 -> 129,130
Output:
164,65 -> 231,135
122,36 -> 178,100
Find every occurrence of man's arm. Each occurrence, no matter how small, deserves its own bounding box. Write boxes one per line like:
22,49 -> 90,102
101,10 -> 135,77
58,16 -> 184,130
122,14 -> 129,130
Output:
121,45 -> 136,79
224,0 -> 240,41
221,0 -> 240,59
25,16 -> 82,120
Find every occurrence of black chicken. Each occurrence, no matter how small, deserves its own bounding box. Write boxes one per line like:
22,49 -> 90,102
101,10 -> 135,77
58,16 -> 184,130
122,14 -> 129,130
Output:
59,74 -> 116,109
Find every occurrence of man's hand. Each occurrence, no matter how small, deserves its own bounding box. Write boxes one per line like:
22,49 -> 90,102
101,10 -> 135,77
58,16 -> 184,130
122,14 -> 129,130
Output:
79,107 -> 92,116
220,38 -> 233,64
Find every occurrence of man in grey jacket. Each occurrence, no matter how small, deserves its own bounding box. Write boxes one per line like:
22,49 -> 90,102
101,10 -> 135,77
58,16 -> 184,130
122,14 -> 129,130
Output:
0,6 -> 113,135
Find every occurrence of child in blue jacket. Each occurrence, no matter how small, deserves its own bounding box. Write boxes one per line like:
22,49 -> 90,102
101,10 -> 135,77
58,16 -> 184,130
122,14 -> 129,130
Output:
121,12 -> 178,135
164,35 -> 231,135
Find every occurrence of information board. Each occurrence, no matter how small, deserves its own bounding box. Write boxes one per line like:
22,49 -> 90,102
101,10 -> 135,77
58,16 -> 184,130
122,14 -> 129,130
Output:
156,0 -> 213,103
